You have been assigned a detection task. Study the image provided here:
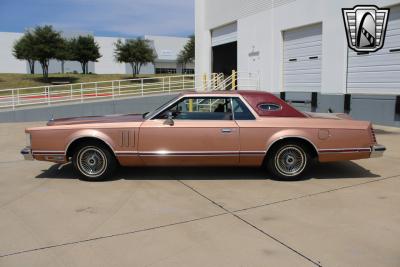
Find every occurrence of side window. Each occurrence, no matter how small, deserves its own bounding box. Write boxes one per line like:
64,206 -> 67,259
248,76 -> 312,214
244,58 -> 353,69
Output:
232,98 -> 256,120
155,97 -> 233,120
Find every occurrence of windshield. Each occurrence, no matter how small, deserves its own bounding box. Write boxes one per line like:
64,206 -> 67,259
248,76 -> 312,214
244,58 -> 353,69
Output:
144,95 -> 181,119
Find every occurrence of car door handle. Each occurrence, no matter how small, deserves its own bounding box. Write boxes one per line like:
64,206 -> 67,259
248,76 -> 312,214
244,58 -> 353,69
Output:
221,128 -> 232,133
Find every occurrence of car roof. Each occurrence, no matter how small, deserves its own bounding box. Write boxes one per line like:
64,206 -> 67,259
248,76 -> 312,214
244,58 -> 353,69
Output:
181,90 -> 273,97
180,90 -> 306,118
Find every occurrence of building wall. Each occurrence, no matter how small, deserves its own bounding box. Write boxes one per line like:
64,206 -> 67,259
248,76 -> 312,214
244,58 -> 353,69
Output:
33,60 -> 92,74
0,32 -> 26,73
196,0 -> 400,94
195,0 -> 400,126
145,35 -> 190,62
95,36 -> 126,74
126,63 -> 155,75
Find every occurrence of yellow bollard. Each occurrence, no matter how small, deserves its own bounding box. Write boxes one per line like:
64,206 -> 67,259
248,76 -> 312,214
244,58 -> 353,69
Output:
212,73 -> 216,90
232,70 -> 237,91
189,99 -> 193,112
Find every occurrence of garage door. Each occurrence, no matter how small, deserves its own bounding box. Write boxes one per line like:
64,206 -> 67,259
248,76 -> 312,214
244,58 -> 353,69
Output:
283,23 -> 322,92
211,22 -> 237,47
347,5 -> 400,94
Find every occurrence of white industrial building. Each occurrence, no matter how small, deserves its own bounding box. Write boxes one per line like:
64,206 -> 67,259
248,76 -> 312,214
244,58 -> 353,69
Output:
195,0 -> 400,126
0,33 -> 193,75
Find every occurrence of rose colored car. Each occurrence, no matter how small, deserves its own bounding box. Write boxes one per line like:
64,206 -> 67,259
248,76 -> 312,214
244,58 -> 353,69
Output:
21,91 -> 385,181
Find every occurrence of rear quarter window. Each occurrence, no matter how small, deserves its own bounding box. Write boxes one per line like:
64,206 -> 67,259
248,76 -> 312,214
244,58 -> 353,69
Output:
258,103 -> 281,111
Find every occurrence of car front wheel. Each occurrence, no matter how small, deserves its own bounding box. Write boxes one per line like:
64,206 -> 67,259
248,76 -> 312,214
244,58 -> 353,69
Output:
72,142 -> 116,181
267,142 -> 310,181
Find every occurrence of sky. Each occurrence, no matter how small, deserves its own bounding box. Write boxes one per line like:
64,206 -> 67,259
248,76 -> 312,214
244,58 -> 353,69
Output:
0,0 -> 194,38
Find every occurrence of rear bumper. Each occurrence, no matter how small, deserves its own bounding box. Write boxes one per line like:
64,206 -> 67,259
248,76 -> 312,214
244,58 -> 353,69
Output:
371,144 -> 386,158
21,146 -> 34,161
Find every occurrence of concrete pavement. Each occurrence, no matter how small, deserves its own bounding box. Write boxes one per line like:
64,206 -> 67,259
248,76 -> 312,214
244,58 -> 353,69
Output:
0,122 -> 399,267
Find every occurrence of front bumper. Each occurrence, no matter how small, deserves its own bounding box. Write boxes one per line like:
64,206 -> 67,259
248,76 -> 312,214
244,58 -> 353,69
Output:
371,144 -> 386,158
21,146 -> 34,160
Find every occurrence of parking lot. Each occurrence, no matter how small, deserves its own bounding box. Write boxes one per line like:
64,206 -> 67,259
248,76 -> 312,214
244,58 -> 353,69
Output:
0,122 -> 399,267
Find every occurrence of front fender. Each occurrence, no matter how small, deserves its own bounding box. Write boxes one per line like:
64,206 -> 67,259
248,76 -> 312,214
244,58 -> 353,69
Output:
65,129 -> 117,153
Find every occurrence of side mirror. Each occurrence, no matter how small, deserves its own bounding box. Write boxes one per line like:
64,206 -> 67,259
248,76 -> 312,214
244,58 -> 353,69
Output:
163,111 -> 174,126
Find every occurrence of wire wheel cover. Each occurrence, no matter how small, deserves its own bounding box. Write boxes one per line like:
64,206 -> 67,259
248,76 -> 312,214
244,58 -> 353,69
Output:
77,147 -> 108,177
274,145 -> 307,176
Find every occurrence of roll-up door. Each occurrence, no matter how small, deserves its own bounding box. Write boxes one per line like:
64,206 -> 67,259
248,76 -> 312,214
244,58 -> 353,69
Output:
283,23 -> 322,92
347,5 -> 400,95
211,22 -> 237,47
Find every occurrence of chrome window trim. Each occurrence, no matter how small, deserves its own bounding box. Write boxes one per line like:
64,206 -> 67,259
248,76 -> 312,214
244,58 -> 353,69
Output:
149,95 -> 235,121
234,95 -> 259,119
230,96 -> 257,120
258,103 -> 282,111
147,93 -> 260,121
230,98 -> 235,121
147,95 -> 186,120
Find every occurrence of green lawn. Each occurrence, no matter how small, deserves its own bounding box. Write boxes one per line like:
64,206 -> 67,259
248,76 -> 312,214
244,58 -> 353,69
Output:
0,73 -> 188,90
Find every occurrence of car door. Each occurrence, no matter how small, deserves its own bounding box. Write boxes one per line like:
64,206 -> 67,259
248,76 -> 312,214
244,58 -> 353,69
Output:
138,96 -> 240,166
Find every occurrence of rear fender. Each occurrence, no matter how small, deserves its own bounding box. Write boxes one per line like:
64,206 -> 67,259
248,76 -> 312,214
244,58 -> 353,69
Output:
265,129 -> 319,155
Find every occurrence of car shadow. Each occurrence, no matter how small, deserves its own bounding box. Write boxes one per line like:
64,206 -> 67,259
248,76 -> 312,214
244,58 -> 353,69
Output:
36,161 -> 380,181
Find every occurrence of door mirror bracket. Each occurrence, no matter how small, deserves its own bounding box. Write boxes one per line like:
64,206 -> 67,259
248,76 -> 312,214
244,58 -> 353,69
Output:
163,111 -> 174,126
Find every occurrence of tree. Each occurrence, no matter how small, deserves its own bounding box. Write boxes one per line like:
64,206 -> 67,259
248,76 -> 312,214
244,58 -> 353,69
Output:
13,31 -> 37,74
56,38 -> 72,74
114,38 -> 156,77
28,25 -> 65,79
70,36 -> 101,74
177,35 -> 195,73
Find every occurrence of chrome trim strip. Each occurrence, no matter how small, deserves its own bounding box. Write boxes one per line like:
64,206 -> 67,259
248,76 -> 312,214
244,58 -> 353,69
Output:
37,154 -> 66,157
115,151 -> 138,154
319,148 -> 371,153
33,150 -> 66,155
139,151 -> 239,156
115,151 -> 265,157
139,154 -> 238,157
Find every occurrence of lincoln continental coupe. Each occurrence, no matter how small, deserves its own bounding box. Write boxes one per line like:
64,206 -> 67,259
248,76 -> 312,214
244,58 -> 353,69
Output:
21,91 -> 385,181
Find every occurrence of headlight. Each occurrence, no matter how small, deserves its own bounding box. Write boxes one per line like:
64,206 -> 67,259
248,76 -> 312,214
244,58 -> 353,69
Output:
26,133 -> 31,147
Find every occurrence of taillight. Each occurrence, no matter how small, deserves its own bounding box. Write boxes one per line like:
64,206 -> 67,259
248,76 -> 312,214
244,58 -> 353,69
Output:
371,127 -> 377,144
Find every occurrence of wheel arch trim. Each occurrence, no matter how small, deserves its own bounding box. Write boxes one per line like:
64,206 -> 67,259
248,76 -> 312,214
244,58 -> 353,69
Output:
265,136 -> 319,157
65,132 -> 116,158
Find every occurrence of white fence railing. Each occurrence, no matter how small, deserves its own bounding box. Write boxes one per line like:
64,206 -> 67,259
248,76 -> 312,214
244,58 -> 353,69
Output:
0,72 -> 260,110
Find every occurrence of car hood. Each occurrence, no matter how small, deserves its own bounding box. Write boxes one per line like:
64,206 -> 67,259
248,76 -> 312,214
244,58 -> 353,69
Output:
47,114 -> 144,126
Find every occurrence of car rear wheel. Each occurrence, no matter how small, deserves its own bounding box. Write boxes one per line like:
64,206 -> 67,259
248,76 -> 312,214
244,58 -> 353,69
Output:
266,142 -> 310,181
72,142 -> 116,181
